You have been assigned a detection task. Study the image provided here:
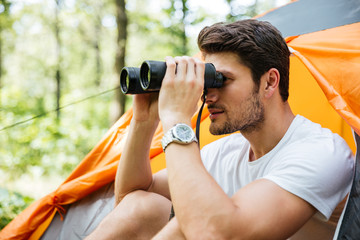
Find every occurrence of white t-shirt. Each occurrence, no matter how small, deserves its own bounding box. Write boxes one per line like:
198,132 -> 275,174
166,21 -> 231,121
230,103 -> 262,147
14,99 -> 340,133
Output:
200,115 -> 354,239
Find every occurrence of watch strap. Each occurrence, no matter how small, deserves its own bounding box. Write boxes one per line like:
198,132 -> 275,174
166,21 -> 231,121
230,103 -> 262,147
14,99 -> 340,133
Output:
161,123 -> 198,152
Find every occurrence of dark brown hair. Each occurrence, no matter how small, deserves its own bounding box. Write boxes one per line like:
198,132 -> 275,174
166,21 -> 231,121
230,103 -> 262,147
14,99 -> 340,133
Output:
198,19 -> 290,101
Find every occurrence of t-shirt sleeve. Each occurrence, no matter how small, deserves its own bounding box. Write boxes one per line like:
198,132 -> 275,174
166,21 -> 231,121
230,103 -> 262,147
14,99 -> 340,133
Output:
263,136 -> 354,220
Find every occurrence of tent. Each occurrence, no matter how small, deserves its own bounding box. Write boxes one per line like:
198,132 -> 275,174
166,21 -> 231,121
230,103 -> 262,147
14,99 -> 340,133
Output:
1,0 -> 359,239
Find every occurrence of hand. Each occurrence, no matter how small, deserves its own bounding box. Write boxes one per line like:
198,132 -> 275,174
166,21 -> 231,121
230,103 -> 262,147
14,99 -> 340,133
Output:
132,92 -> 160,124
158,56 -> 205,131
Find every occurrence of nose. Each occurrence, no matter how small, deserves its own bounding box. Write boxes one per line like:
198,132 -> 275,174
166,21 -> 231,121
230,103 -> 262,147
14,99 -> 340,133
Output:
205,88 -> 219,104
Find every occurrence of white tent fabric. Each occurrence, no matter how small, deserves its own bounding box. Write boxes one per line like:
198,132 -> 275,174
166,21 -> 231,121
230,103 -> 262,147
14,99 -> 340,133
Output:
41,184 -> 115,239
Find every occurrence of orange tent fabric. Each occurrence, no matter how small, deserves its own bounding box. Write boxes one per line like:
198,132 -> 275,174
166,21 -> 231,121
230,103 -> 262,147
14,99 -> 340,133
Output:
286,22 -> 360,136
1,17 -> 360,240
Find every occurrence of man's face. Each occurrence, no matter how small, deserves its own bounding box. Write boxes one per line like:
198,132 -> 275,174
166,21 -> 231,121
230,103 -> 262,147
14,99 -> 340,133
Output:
205,52 -> 265,135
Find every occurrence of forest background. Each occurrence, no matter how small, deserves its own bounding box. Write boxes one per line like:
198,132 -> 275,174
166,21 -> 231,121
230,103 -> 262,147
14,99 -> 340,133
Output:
0,0 -> 289,228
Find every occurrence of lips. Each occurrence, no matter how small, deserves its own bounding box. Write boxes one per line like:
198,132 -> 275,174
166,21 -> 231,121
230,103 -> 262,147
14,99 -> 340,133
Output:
208,107 -> 224,120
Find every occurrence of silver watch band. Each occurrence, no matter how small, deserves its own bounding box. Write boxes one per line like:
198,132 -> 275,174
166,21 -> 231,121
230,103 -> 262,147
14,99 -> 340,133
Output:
161,123 -> 198,152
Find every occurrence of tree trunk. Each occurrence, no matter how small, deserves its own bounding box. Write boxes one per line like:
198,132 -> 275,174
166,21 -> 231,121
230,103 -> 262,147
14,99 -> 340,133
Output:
94,9 -> 102,87
111,0 -> 127,123
0,0 -> 12,107
0,24 -> 2,90
180,0 -> 188,55
0,25 -> 2,110
55,0 -> 62,120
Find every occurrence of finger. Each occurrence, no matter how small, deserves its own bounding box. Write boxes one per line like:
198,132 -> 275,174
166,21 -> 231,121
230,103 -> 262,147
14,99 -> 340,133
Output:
164,56 -> 176,84
174,56 -> 187,81
186,57 -> 196,83
195,58 -> 206,87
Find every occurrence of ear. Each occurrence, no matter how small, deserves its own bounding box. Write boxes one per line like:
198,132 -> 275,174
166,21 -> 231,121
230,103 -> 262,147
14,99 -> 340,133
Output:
263,68 -> 280,99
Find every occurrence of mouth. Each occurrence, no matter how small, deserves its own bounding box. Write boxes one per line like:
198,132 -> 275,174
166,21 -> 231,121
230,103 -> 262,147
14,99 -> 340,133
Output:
208,107 -> 225,121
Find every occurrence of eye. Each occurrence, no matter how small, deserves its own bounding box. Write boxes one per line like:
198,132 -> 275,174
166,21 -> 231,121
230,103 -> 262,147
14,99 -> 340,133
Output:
221,73 -> 234,82
223,75 -> 234,82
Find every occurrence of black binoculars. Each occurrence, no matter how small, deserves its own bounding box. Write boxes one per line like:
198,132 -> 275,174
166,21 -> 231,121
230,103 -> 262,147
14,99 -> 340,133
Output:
120,60 -> 225,94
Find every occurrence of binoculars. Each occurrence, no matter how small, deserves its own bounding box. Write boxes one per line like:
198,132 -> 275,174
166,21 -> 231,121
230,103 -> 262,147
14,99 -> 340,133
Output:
120,60 -> 225,94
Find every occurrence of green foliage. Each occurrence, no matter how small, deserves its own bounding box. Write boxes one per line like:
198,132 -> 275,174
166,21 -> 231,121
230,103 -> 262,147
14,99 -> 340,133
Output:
0,188 -> 34,230
125,0 -> 211,64
0,0 -> 118,188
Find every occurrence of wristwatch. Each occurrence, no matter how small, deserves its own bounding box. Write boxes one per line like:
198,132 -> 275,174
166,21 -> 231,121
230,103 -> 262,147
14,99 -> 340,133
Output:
161,123 -> 198,152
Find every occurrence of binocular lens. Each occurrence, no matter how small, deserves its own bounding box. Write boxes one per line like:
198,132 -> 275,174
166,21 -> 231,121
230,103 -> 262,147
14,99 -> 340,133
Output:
120,67 -> 148,94
140,61 -> 168,91
140,62 -> 151,90
120,69 -> 129,93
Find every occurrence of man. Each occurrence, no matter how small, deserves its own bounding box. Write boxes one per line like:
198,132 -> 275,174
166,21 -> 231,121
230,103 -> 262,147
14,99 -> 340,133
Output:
87,19 -> 354,239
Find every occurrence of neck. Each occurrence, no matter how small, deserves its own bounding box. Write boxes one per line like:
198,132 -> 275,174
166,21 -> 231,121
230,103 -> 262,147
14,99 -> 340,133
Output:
243,102 -> 295,161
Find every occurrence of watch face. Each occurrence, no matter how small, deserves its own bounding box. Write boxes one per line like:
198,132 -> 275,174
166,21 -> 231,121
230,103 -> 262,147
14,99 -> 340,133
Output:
174,124 -> 194,141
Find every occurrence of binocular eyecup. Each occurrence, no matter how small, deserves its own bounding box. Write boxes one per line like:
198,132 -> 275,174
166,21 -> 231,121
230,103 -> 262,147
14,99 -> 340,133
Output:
120,60 -> 225,94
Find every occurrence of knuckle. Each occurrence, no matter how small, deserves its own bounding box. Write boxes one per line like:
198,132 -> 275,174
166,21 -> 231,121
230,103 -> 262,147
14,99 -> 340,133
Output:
166,62 -> 176,72
196,61 -> 205,68
187,57 -> 195,65
167,61 -> 176,68
177,57 -> 187,65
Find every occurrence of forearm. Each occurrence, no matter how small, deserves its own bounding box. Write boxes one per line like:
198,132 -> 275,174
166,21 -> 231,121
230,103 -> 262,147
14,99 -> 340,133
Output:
165,143 -> 316,239
158,56 -> 236,238
114,119 -> 159,204
165,143 -> 235,239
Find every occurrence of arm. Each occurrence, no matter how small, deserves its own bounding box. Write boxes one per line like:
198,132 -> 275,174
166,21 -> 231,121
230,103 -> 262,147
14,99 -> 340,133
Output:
114,93 -> 170,205
157,56 -> 316,239
165,147 -> 315,239
152,217 -> 186,240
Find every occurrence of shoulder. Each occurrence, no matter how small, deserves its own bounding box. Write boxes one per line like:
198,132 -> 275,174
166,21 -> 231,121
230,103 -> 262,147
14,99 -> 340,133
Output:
264,116 -> 355,219
289,115 -> 338,140
277,115 -> 354,184
285,115 -> 353,164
